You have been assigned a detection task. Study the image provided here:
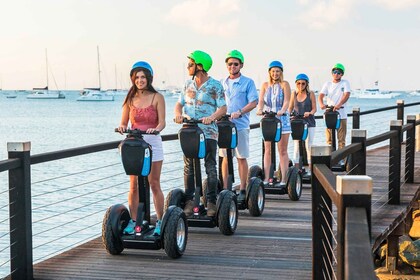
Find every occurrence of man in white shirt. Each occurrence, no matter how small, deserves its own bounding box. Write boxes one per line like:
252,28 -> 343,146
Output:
318,63 -> 351,150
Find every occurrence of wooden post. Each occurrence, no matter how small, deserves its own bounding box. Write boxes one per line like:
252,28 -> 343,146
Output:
8,142 -> 33,280
397,100 -> 404,124
416,114 -> 420,152
389,120 -> 402,205
352,107 -> 360,129
406,115 -> 416,183
348,130 -> 367,175
311,146 -> 332,280
336,175 -> 373,280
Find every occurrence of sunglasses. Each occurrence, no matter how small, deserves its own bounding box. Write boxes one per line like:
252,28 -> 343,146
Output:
227,62 -> 239,66
332,70 -> 343,75
296,82 -> 306,85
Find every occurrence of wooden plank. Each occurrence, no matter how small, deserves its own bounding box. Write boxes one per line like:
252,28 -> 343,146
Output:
32,148 -> 420,279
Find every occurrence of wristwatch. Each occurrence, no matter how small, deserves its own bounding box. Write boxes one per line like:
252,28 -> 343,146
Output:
238,109 -> 243,115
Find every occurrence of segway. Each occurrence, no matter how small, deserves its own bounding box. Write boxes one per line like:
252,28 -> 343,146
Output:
248,111 -> 302,201
102,129 -> 187,259
290,111 -> 311,184
164,118 -> 238,235
323,105 -> 347,171
217,114 -> 265,216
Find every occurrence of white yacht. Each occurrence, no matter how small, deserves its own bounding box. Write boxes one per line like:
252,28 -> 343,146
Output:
356,88 -> 400,99
77,88 -> 114,101
27,87 -> 65,99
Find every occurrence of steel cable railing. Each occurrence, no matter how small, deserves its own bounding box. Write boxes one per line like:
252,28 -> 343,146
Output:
31,162 -> 122,185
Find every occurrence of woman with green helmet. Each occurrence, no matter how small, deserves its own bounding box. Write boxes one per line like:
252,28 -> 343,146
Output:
318,63 -> 351,151
174,50 -> 227,217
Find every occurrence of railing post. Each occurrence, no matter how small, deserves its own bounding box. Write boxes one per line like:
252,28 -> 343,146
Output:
406,115 -> 416,183
352,107 -> 360,129
336,175 -> 373,280
416,114 -> 420,152
348,130 -> 367,175
311,146 -> 332,280
389,120 -> 402,205
397,100 -> 404,124
7,142 -> 33,280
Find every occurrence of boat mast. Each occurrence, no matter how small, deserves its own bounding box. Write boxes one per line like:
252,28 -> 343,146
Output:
97,45 -> 101,89
45,48 -> 49,89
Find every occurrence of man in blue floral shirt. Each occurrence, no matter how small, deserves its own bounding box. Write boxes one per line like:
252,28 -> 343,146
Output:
174,50 -> 226,217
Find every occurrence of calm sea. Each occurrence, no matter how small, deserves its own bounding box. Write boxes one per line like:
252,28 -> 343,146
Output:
0,89 -> 419,277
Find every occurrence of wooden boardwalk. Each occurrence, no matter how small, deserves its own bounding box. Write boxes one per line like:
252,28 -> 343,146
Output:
32,147 -> 420,280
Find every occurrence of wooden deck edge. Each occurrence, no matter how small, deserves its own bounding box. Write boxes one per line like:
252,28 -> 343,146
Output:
372,187 -> 420,253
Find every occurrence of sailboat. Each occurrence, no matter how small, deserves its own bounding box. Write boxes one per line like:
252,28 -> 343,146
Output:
27,49 -> 65,99
77,46 -> 114,101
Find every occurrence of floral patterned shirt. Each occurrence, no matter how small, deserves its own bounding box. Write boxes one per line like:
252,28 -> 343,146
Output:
178,77 -> 226,140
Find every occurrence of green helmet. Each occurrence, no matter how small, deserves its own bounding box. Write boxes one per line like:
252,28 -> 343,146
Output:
225,50 -> 244,63
332,63 -> 345,74
188,50 -> 213,72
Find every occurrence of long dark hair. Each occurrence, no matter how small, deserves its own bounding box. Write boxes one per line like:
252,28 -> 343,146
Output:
123,67 -> 158,107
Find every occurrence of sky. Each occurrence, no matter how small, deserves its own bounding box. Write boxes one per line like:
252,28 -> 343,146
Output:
0,0 -> 419,91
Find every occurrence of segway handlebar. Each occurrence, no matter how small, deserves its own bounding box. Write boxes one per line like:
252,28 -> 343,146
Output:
218,113 -> 242,121
324,105 -> 344,112
114,128 -> 159,135
262,111 -> 287,117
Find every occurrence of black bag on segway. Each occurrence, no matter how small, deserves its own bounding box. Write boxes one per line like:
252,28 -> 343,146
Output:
291,119 -> 308,141
178,124 -> 206,159
261,116 -> 282,142
217,119 -> 238,149
324,111 -> 341,129
119,137 -> 152,177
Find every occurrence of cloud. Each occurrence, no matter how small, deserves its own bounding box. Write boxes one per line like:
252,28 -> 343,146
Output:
373,0 -> 420,10
297,0 -> 356,30
165,0 -> 240,37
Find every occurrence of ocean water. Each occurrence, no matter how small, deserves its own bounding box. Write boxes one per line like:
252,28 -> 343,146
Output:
0,89 -> 419,277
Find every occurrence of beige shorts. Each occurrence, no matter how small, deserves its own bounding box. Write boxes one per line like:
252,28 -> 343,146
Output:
218,129 -> 250,159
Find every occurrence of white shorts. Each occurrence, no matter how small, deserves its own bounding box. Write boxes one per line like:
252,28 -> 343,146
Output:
142,134 -> 164,162
219,129 -> 250,159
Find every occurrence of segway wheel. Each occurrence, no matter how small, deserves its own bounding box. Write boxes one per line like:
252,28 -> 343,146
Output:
247,177 -> 265,217
287,167 -> 302,201
164,189 -> 185,212
218,191 -> 238,235
247,165 -> 263,183
163,207 -> 188,259
102,204 -> 130,255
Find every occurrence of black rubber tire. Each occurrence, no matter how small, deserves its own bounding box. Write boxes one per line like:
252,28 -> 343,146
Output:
247,177 -> 265,217
287,167 -> 302,201
102,204 -> 130,255
218,191 -> 238,235
247,165 -> 263,183
163,207 -> 188,259
164,189 -> 185,212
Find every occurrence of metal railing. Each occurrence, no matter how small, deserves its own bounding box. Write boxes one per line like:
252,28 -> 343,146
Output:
0,101 -> 419,279
311,112 -> 420,279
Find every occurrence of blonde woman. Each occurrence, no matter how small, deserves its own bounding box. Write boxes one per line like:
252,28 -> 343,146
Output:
256,61 -> 291,187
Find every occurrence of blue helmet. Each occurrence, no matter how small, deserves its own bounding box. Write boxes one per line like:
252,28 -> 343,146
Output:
268,60 -> 283,71
130,61 -> 153,77
295,73 -> 309,83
